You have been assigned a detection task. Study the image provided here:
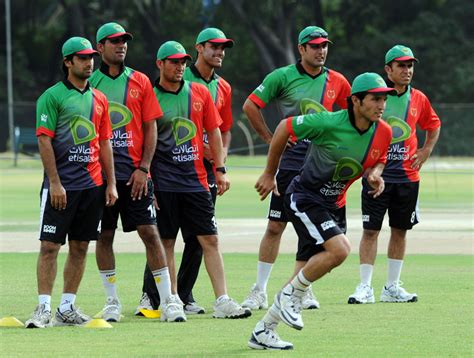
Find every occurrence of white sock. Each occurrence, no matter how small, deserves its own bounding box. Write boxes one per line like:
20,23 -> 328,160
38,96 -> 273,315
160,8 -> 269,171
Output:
216,294 -> 230,303
59,293 -> 76,313
39,295 -> 51,312
360,264 -> 374,286
99,269 -> 117,299
152,267 -> 171,303
289,270 -> 311,296
386,258 -> 403,287
256,261 -> 273,292
261,303 -> 281,326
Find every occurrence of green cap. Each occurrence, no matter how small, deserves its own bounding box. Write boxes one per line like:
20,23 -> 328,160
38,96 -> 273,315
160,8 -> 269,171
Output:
96,22 -> 133,43
298,26 -> 332,45
385,45 -> 418,64
196,27 -> 234,48
351,72 -> 397,95
62,37 -> 98,57
156,41 -> 192,61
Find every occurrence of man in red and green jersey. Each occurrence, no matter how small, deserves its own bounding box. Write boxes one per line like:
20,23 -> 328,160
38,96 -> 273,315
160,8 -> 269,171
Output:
89,22 -> 185,323
139,41 -> 250,319
177,27 -> 234,315
348,45 -> 441,305
242,25 -> 351,312
26,37 -> 117,329
248,73 -> 395,350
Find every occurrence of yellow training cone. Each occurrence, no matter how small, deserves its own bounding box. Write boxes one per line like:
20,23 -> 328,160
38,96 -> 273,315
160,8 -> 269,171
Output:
83,318 -> 113,328
139,309 -> 161,319
0,316 -> 24,327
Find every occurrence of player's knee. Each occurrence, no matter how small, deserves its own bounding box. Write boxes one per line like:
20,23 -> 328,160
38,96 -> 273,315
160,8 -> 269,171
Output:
69,241 -> 89,258
362,229 -> 380,242
265,220 -> 286,238
39,241 -> 60,259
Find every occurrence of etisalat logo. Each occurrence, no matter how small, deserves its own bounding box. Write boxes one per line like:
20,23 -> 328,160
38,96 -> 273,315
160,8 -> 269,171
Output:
171,117 -> 199,162
300,98 -> 327,115
109,102 -> 134,147
386,116 -> 412,144
320,157 -> 363,197
70,115 -> 96,145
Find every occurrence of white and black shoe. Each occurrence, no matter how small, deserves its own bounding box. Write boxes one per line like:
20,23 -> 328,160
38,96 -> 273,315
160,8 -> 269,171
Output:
248,321 -> 293,350
348,283 -> 375,304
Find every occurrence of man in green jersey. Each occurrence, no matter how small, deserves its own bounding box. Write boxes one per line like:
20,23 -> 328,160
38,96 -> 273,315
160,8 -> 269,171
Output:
26,37 -> 117,328
247,73 -> 395,350
90,22 -> 185,323
242,25 -> 351,311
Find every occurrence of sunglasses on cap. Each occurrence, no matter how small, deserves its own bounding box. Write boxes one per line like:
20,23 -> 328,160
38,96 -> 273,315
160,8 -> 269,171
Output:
108,37 -> 127,44
302,29 -> 329,42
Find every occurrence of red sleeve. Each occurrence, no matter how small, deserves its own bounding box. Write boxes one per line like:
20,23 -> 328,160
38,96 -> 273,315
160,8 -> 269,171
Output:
140,74 -> 163,122
417,91 -> 441,131
97,94 -> 112,140
286,117 -> 297,142
201,87 -> 222,132
218,80 -> 233,132
335,75 -> 351,109
36,128 -> 55,138
247,93 -> 267,109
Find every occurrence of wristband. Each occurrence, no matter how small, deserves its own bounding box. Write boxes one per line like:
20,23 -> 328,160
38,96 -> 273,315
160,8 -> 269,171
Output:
139,166 -> 149,174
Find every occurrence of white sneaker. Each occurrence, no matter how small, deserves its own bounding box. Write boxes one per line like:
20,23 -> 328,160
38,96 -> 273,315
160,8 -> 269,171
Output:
25,304 -> 52,328
380,281 -> 418,303
213,297 -> 252,319
101,296 -> 122,322
274,285 -> 303,330
160,295 -> 186,322
54,305 -> 91,326
135,292 -> 154,315
248,321 -> 293,350
242,284 -> 268,310
301,286 -> 320,309
184,301 -> 205,315
348,283 -> 375,304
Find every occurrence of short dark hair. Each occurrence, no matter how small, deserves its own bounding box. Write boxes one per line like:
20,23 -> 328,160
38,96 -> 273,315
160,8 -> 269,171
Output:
62,54 -> 74,76
346,92 -> 368,109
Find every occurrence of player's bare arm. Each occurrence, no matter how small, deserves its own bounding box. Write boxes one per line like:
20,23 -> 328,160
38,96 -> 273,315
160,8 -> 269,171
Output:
38,134 -> 67,210
127,119 -> 158,200
99,139 -> 118,207
243,99 -> 273,144
207,127 -> 230,195
255,119 -> 290,200
221,130 -> 231,162
365,162 -> 386,198
411,127 -> 440,170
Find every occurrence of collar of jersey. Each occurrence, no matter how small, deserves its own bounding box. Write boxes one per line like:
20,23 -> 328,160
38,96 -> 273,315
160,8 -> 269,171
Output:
296,61 -> 326,79
154,78 -> 185,95
62,78 -> 91,94
190,63 -> 217,84
99,61 -> 126,79
384,77 -> 411,97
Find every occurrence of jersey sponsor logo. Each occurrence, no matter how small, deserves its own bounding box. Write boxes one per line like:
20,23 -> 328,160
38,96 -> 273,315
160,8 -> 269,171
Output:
95,104 -> 104,116
410,108 -> 417,117
193,101 -> 203,112
70,115 -> 97,145
111,130 -> 134,148
320,220 -> 336,231
109,101 -> 133,130
172,143 -> 200,162
326,89 -> 336,99
332,157 -> 363,181
300,98 -> 327,115
172,117 -> 197,145
269,210 -> 281,219
386,116 -> 411,144
43,224 -> 56,234
68,145 -> 96,163
320,181 -> 346,196
41,114 -> 48,122
370,148 -> 381,160
387,143 -> 411,161
362,215 -> 370,222
256,84 -> 265,92
129,88 -> 140,99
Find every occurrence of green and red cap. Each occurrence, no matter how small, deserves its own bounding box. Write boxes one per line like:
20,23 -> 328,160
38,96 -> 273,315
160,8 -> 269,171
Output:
196,27 -> 234,48
385,45 -> 418,64
62,37 -> 99,57
298,26 -> 332,45
351,72 -> 397,95
96,22 -> 133,43
157,41 -> 192,60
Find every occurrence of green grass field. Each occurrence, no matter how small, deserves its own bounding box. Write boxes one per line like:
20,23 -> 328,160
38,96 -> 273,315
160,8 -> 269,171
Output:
0,253 -> 473,356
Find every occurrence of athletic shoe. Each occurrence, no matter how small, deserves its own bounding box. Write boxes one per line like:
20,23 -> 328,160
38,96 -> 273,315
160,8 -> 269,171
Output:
380,281 -> 418,303
213,297 -> 252,319
160,295 -> 186,322
25,304 -> 52,329
101,296 -> 122,322
54,305 -> 91,326
184,301 -> 205,315
301,286 -> 320,309
248,321 -> 293,350
134,292 -> 154,316
274,285 -> 303,330
348,283 -> 375,304
241,284 -> 268,310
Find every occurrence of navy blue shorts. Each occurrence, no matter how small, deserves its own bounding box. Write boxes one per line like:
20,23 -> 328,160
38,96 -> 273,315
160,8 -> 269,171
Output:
268,169 -> 300,222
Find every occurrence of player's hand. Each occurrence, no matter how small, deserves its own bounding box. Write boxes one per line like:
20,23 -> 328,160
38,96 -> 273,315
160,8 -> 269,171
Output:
105,183 -> 118,207
49,181 -> 67,210
285,138 -> 296,149
367,175 -> 385,198
255,172 -> 278,201
216,172 -> 230,196
127,169 -> 148,201
203,143 -> 213,162
410,147 -> 431,170
153,196 -> 160,210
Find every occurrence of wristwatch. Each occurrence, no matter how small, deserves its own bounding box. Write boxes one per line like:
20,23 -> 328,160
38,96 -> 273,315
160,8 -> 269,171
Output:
215,166 -> 227,174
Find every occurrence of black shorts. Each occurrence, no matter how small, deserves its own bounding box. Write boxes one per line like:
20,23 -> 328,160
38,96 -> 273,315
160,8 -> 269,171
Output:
39,185 -> 104,245
268,169 -> 300,222
155,191 -> 217,239
361,179 -> 420,231
284,192 -> 346,261
101,179 -> 156,232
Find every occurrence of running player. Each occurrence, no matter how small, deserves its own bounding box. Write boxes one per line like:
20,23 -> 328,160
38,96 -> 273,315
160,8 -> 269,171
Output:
25,37 -> 117,328
90,22 -> 185,323
241,25 -> 351,311
140,41 -> 250,319
248,72 -> 395,350
347,45 -> 441,304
